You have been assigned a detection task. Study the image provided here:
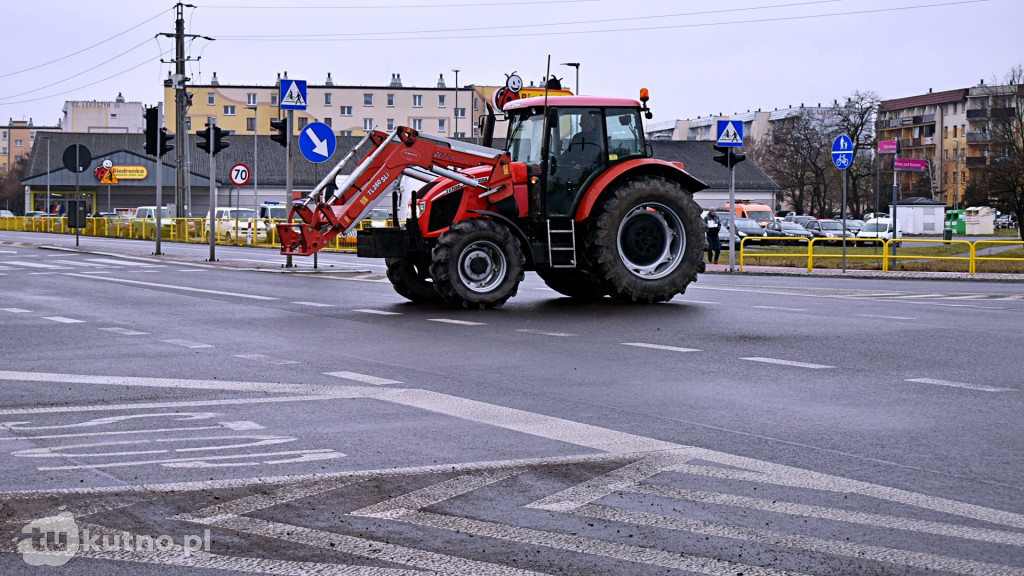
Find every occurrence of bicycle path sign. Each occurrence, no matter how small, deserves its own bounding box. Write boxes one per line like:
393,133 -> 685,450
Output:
832,134 -> 853,170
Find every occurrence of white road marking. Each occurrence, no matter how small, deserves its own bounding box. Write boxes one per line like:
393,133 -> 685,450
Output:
622,342 -> 701,353
63,273 -> 278,300
4,260 -> 69,269
43,316 -> 85,324
353,308 -> 401,315
220,420 -> 265,431
753,305 -> 806,311
906,377 -> 1014,393
742,357 -> 834,369
85,257 -> 161,267
325,371 -> 402,385
516,329 -> 575,337
99,327 -> 149,336
855,313 -> 916,320
161,339 -> 213,349
2,307 -> 31,313
428,318 -> 485,326
37,449 -> 345,471
233,354 -> 298,365
0,395 -> 341,416
682,299 -> 718,304
292,301 -> 333,307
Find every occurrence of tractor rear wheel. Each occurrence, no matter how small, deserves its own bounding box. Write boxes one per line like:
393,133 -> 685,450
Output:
386,253 -> 443,304
430,218 -> 525,309
587,176 -> 705,303
536,268 -> 607,301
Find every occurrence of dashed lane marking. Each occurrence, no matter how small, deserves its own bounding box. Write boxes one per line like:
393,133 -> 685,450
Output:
325,371 -> 403,386
855,313 -> 916,320
293,301 -> 334,307
428,318 -> 485,326
99,327 -> 149,336
42,316 -> 85,324
742,357 -> 834,369
2,307 -> 31,313
63,273 -> 278,300
161,339 -> 213,349
906,377 -> 1014,393
516,329 -> 575,337
753,305 -> 807,311
353,308 -> 401,315
622,342 -> 701,353
233,354 -> 299,365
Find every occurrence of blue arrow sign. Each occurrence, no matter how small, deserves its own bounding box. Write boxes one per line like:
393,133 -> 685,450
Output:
831,133 -> 853,170
299,121 -> 337,163
280,79 -> 307,110
716,120 -> 743,147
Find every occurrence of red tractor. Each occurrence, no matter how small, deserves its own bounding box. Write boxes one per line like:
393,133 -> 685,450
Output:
278,90 -> 708,308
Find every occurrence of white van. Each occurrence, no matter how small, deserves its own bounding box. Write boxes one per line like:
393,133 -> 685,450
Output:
856,218 -> 901,246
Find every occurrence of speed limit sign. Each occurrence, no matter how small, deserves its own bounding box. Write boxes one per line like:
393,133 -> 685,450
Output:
230,163 -> 251,186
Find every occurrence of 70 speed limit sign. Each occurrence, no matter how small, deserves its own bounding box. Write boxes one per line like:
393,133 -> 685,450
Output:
230,163 -> 251,186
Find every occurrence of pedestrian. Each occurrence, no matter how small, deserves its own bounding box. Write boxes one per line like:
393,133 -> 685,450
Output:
705,208 -> 721,264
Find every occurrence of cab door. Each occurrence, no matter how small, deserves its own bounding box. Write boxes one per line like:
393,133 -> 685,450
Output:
546,108 -> 605,217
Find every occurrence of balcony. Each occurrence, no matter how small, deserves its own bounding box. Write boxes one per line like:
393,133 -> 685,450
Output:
966,156 -> 987,167
966,108 -> 989,120
911,114 -> 935,125
966,132 -> 990,143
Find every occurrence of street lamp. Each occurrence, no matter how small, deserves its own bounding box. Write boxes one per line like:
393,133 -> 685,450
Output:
43,135 -> 50,213
951,138 -> 961,209
561,62 -> 580,94
247,104 -> 258,209
452,69 -> 460,138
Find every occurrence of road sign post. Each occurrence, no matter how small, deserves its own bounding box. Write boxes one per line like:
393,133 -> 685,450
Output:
832,134 -> 853,272
716,121 -> 745,271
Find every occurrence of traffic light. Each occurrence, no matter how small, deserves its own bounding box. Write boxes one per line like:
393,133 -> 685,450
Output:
712,145 -> 746,168
270,117 -> 288,147
144,107 -> 159,156
196,124 -> 229,156
158,127 -> 174,157
196,125 -> 212,154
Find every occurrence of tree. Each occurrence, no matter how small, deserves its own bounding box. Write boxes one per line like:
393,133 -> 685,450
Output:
982,65 -> 1024,240
833,91 -> 881,216
0,154 -> 28,214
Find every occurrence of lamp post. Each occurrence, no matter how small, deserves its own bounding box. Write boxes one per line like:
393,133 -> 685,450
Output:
43,135 -> 50,213
248,104 -> 258,209
561,62 -> 580,94
952,138 -> 961,209
452,69 -> 460,138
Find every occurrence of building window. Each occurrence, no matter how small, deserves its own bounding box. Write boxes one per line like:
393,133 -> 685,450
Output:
454,107 -> 466,119
246,117 -> 256,131
1,147 -> 6,155
297,117 -> 308,129
473,98 -> 479,111
412,95 -> 423,108
14,139 -> 23,147
339,130 -> 352,137
438,119 -> 446,133
363,94 -> 373,106
247,93 -> 257,105
325,93 -> 332,106
339,106 -> 352,116
30,132 -> 35,141
224,105 -> 236,116
1,131 -> 6,140
208,92 -> 215,106
386,118 -> 394,130
363,118 -> 374,131
323,117 -> 332,128
387,94 -> 395,107
438,95 -> 446,108
271,94 -> 279,106
412,119 -> 422,131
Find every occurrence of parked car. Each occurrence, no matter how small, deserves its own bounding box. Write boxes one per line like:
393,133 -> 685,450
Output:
205,207 -> 268,243
764,220 -> 814,245
0,209 -> 14,218
803,219 -> 855,245
856,218 -> 902,246
131,206 -> 174,238
995,214 -> 1017,229
840,219 -> 865,234
718,215 -> 768,249
784,214 -> 817,227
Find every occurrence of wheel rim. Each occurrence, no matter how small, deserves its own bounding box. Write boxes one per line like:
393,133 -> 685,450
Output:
616,202 -> 685,280
457,240 -> 507,293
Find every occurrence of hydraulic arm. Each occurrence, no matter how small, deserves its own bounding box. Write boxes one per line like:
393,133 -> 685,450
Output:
278,127 -> 512,256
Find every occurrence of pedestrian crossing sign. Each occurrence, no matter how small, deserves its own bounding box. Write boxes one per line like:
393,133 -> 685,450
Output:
716,120 -> 743,147
280,80 -> 307,110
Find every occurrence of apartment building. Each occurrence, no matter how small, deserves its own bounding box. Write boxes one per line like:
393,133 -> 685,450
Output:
163,72 -> 482,140
1,119 -> 60,175
647,104 -> 840,144
61,93 -> 145,133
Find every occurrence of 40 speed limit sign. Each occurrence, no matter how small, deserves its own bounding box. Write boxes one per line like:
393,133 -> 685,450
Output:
229,163 -> 251,186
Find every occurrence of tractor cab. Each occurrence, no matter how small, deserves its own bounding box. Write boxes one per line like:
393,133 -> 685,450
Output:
505,96 -> 647,217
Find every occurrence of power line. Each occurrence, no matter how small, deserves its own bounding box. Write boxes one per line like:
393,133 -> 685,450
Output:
0,7 -> 171,79
203,0 -> 598,9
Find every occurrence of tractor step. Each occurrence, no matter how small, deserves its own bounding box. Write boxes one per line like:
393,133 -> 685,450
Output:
546,218 -> 576,268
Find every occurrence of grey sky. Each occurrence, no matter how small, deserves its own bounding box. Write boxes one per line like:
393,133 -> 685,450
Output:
2,0 -> 1019,129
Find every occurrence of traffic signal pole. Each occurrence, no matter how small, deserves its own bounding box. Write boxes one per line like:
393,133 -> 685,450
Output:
155,103 -> 165,255
206,117 -> 217,262
727,153 -> 736,271
286,109 -> 294,268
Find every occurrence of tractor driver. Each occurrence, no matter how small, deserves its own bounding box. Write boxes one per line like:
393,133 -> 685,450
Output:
565,113 -> 603,162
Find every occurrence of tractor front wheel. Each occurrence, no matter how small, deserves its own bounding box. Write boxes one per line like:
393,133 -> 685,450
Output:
587,176 -> 705,303
386,253 -> 443,304
431,218 -> 525,309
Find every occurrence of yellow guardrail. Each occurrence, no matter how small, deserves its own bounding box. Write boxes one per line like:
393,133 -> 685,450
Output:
0,215 -> 388,252
737,235 -> 1023,274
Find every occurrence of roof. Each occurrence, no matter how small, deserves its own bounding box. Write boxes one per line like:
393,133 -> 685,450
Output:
504,95 -> 640,111
649,141 -> 779,192
879,88 -> 969,112
897,196 -> 945,205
